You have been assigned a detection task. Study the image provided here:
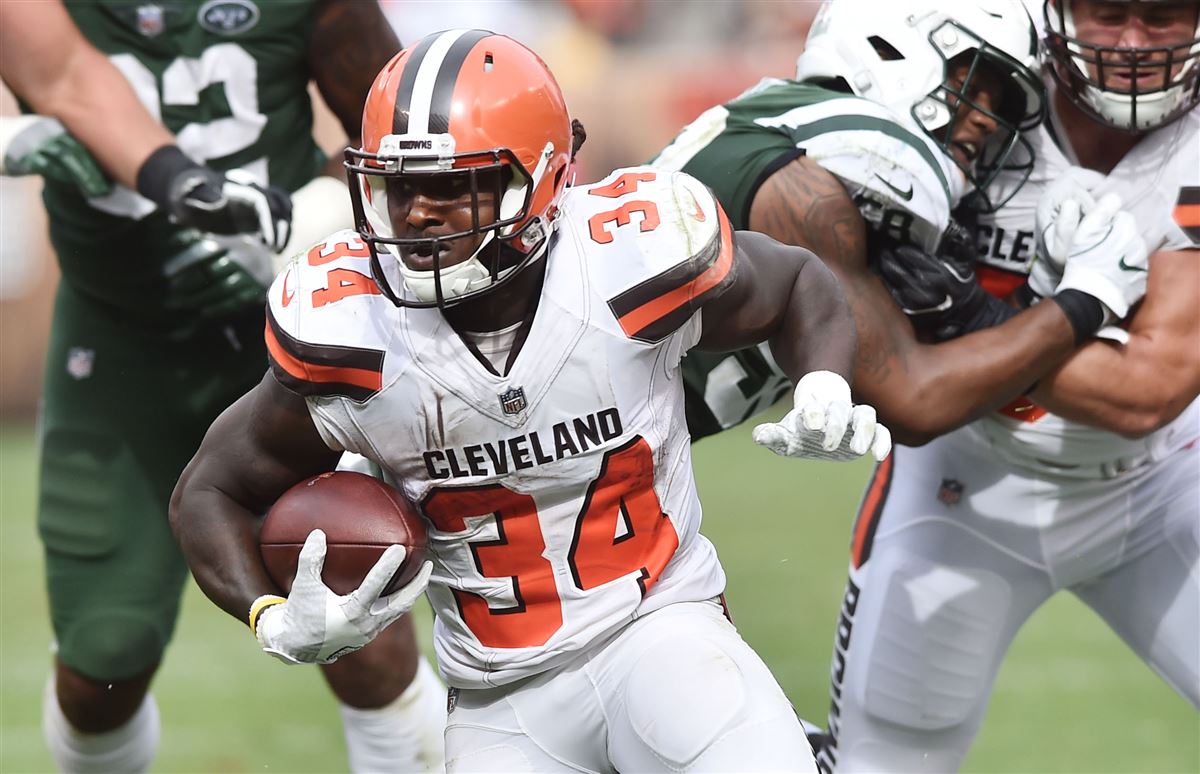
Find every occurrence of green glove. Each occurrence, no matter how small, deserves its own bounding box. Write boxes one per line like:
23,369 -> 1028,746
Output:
160,232 -> 268,337
0,115 -> 111,198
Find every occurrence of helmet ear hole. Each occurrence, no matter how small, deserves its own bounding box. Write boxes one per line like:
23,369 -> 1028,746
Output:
869,35 -> 905,61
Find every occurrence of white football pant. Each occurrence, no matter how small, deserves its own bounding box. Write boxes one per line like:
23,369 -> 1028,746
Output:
444,598 -> 817,772
821,424 -> 1199,773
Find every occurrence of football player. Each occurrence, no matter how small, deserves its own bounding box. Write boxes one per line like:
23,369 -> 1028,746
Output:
654,0 -> 1149,446
839,0 -> 1200,769
170,30 -> 891,772
0,2 -> 444,772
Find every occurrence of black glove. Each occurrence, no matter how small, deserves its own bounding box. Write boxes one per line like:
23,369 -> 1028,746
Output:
878,241 -> 1017,342
137,145 -> 292,252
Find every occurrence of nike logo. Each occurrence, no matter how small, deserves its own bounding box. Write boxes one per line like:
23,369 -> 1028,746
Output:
689,192 -> 706,222
1118,256 -> 1146,272
902,295 -> 953,315
281,270 -> 296,307
874,174 -> 914,201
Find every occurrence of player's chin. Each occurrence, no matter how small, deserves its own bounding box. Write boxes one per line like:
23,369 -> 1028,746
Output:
400,251 -> 468,273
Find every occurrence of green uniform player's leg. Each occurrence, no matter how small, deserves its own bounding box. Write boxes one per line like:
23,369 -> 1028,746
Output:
38,284 -> 267,687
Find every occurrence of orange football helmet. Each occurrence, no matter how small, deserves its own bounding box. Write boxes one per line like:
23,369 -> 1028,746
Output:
346,30 -> 574,307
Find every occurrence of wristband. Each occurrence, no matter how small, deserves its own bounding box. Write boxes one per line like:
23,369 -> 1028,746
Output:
1013,282 -> 1042,310
1050,289 -> 1105,345
248,594 -> 287,634
136,145 -> 199,208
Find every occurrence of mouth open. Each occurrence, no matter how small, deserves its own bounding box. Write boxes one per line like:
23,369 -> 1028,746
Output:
1108,67 -> 1165,91
400,241 -> 449,272
950,140 -> 980,167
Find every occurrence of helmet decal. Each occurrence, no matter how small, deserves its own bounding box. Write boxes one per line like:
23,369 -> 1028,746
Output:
391,29 -> 492,136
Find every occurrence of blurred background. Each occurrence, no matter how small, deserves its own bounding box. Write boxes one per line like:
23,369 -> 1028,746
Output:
1,1 -> 1196,771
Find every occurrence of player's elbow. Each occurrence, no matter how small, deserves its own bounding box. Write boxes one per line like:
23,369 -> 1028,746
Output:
884,413 -> 961,447
167,464 -> 199,543
1105,392 -> 1194,439
1105,362 -> 1198,439
870,400 -> 950,447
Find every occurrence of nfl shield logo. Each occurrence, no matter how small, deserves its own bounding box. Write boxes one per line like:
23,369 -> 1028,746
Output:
499,387 -> 527,415
136,4 -> 165,36
66,348 -> 95,380
937,478 -> 964,506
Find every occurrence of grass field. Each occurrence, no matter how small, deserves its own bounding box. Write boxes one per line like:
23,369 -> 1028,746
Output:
1,417 -> 1196,773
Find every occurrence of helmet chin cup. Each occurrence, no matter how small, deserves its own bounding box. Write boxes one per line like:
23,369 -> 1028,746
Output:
400,254 -> 497,304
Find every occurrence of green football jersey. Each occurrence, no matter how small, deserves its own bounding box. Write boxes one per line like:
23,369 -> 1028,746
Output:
46,0 -> 324,318
653,78 -> 966,440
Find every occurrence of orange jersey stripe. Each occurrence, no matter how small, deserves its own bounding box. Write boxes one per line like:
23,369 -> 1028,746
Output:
264,322 -> 383,393
617,206 -> 734,338
977,264 -> 1027,300
1173,203 -> 1200,229
851,454 -> 893,569
997,394 -> 1048,423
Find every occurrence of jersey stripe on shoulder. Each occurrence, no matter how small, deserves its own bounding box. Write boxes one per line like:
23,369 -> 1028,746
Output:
774,110 -> 953,206
265,306 -> 385,402
1175,186 -> 1200,242
608,203 -> 734,343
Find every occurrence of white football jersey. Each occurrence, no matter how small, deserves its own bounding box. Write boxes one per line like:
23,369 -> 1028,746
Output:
652,78 -> 968,254
265,167 -> 731,688
973,103 -> 1200,468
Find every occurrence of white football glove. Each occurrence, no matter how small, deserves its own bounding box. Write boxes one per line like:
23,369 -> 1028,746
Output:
1029,167 -> 1106,297
752,371 -> 892,462
255,529 -> 433,665
272,175 -> 354,275
0,115 -> 111,197
1053,192 -> 1148,330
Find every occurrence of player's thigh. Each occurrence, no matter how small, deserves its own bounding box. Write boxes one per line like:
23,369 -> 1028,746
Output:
827,442 -> 1054,773
444,668 -> 609,773
603,600 -> 816,773
1073,447 -> 1200,707
38,294 -> 266,680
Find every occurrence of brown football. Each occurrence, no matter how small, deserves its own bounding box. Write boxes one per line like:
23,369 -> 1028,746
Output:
259,471 -> 427,596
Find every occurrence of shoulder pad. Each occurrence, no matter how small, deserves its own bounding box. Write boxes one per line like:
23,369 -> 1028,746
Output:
566,167 -> 734,343
1108,113 -> 1200,251
265,230 -> 395,402
787,102 -> 962,252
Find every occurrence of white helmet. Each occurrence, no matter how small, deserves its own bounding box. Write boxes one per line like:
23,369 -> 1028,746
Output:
796,0 -> 1046,211
1045,0 -> 1200,132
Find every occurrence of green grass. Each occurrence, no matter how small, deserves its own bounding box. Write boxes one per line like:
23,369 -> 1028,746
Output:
2,418 -> 1196,772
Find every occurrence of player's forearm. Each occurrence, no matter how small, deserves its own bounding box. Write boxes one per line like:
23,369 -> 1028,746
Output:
1027,250 -> 1200,436
39,57 -> 170,190
769,252 -> 856,385
169,476 -> 278,626
879,302 -> 1079,444
1031,334 -> 1199,437
0,1 -> 171,189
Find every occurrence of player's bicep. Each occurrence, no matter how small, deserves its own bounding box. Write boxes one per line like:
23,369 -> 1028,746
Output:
189,373 -> 340,515
747,155 -> 919,395
696,230 -> 804,350
308,0 -> 400,139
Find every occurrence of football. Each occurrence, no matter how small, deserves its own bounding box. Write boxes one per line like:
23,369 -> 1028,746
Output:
259,471 -> 428,597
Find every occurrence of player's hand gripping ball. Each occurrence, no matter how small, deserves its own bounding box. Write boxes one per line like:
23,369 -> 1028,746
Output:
259,471 -> 427,596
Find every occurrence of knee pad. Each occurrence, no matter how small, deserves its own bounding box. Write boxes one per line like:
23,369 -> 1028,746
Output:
624,634 -> 747,768
857,556 -> 1013,731
58,613 -> 166,681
